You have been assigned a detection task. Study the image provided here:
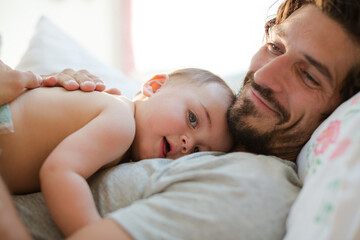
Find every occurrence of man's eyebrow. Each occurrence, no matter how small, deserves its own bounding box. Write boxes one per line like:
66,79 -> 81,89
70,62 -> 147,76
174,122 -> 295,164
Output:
304,54 -> 333,84
271,25 -> 286,38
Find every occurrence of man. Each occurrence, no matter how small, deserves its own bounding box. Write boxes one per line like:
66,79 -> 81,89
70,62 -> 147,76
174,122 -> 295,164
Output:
227,0 -> 360,162
1,0 -> 360,239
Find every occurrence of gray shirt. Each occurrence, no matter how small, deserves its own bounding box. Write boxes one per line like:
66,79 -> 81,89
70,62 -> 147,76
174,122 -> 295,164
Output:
14,152 -> 301,240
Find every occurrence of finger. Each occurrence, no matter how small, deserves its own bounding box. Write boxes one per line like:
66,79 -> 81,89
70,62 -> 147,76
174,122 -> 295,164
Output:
79,81 -> 96,92
41,76 -> 58,87
74,71 -> 96,92
58,68 -> 84,90
1,70 -> 41,104
41,69 -> 81,90
62,68 -> 77,75
78,70 -> 105,91
54,72 -> 80,91
95,82 -> 106,91
23,71 -> 43,88
0,71 -> 27,104
104,88 -> 122,95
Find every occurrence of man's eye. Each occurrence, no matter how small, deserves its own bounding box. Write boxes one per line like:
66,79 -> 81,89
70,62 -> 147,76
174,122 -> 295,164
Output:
193,146 -> 200,153
188,111 -> 198,128
268,43 -> 283,54
303,71 -> 320,87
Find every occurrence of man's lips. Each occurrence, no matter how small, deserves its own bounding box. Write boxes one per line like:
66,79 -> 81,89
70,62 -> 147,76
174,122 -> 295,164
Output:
250,88 -> 279,114
159,137 -> 171,158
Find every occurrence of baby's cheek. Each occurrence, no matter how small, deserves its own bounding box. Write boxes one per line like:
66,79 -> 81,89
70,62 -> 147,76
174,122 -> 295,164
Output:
146,119 -> 156,130
167,117 -> 187,133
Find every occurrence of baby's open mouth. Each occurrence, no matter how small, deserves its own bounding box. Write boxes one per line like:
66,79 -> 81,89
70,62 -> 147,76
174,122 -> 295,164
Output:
163,137 -> 171,157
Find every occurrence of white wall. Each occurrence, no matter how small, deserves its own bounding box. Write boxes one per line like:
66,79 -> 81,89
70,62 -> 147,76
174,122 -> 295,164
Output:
131,0 -> 281,79
0,0 -> 281,84
0,0 -> 118,69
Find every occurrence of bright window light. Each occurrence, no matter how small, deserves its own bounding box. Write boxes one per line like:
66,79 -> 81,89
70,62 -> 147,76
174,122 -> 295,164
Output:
131,0 -> 280,77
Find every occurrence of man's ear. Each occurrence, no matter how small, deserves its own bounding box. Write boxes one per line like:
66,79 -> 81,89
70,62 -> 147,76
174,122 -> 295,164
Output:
142,74 -> 169,97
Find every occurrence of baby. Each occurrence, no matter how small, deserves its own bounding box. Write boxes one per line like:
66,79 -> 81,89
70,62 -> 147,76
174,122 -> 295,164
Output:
0,68 -> 234,236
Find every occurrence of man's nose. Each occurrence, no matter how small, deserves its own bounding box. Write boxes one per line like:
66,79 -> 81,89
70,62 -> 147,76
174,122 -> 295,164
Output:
180,135 -> 194,154
254,55 -> 292,93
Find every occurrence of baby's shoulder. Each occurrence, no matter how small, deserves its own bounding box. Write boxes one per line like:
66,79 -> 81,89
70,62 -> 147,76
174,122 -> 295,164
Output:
104,94 -> 135,116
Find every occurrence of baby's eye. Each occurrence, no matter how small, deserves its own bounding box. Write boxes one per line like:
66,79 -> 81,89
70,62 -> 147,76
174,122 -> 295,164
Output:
188,111 -> 198,128
193,146 -> 200,153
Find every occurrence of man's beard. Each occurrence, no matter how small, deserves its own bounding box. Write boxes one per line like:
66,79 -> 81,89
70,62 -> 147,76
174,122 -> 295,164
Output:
227,72 -> 314,160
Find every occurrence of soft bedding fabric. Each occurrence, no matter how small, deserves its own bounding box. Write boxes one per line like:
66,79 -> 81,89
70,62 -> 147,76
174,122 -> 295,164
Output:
286,92 -> 360,239
15,16 -> 140,98
14,152 -> 301,240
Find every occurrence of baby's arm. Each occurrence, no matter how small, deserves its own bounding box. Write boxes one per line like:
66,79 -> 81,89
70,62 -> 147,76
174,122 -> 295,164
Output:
40,103 -> 135,237
0,175 -> 32,240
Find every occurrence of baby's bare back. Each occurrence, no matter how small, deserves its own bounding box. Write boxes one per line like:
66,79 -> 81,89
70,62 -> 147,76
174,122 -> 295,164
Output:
0,88 -> 132,193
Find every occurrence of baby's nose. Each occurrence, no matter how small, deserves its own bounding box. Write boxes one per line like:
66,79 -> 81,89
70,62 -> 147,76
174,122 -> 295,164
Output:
180,135 -> 194,154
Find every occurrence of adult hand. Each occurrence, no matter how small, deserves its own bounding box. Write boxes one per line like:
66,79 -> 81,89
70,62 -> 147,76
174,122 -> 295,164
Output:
42,68 -> 106,92
44,68 -> 123,95
0,60 -> 55,105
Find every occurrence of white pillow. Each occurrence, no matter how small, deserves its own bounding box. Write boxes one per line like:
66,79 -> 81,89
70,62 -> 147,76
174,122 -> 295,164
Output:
285,92 -> 360,239
16,16 -> 140,98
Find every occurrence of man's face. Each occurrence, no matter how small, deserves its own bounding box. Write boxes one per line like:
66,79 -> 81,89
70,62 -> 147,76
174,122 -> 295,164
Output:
228,5 -> 360,161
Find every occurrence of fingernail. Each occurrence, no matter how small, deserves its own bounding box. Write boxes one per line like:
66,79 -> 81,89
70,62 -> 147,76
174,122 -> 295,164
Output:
82,81 -> 95,86
68,80 -> 79,86
36,74 -> 43,85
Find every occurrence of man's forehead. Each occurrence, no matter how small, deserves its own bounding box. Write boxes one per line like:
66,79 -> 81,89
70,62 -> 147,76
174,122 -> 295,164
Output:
269,25 -> 285,39
272,5 -> 323,35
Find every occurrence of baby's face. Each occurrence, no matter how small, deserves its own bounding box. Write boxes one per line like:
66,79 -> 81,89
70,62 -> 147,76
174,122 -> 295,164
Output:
132,82 -> 233,161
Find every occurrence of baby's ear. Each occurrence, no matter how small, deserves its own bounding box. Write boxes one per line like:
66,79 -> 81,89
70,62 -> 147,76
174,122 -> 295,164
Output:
142,74 -> 169,97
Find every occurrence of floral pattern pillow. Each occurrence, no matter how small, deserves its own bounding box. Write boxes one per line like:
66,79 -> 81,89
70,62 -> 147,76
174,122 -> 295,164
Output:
285,92 -> 360,240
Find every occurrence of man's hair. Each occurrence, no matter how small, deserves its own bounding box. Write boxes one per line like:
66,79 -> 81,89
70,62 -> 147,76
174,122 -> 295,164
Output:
265,0 -> 360,103
168,68 -> 235,101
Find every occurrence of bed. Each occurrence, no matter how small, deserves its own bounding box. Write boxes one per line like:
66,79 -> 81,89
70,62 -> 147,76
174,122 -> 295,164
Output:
6,16 -> 360,239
